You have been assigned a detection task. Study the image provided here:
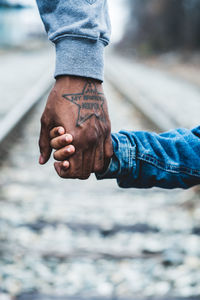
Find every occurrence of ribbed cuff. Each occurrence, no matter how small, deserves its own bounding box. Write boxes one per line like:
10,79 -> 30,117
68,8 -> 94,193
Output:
54,37 -> 105,82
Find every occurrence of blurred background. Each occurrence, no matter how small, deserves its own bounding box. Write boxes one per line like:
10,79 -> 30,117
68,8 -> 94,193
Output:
0,0 -> 46,49
0,0 -> 200,299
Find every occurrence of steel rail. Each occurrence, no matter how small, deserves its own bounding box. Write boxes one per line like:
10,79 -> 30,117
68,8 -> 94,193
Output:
0,73 -> 53,143
105,52 -> 179,132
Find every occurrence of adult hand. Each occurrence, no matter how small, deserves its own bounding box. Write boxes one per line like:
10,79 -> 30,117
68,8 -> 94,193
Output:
39,76 -> 113,179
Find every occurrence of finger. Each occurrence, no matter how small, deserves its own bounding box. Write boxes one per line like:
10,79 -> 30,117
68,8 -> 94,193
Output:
53,145 -> 75,161
49,126 -> 65,139
93,141 -> 104,174
54,161 -> 71,178
54,162 -> 65,177
39,124 -> 52,164
62,160 -> 70,169
54,151 -> 82,179
80,149 -> 94,180
54,160 -> 69,173
50,134 -> 73,150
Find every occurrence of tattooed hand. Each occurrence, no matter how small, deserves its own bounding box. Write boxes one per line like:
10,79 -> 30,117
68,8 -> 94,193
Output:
39,76 -> 113,179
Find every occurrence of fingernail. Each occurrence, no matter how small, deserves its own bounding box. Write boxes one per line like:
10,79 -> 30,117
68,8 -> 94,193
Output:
66,147 -> 72,153
65,135 -> 71,142
58,127 -> 64,135
39,155 -> 45,164
63,161 -> 69,168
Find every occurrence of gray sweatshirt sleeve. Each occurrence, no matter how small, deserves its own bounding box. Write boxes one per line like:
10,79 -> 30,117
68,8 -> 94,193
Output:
36,0 -> 111,81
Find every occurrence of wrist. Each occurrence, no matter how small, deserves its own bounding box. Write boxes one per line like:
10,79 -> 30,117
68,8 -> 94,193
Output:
56,75 -> 102,84
55,76 -> 103,94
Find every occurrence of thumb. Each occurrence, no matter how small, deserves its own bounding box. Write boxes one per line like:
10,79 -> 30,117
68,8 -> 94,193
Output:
39,124 -> 52,164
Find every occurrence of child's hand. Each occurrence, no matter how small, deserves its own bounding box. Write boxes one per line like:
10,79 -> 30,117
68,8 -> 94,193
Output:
50,126 -> 75,170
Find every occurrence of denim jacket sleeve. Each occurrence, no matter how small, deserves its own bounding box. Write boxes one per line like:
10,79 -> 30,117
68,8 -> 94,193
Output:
36,0 -> 111,81
96,126 -> 200,189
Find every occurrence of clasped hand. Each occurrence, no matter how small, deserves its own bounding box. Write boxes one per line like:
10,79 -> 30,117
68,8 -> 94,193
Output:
38,76 -> 113,179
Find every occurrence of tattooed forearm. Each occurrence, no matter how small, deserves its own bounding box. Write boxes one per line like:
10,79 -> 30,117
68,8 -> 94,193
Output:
62,81 -> 106,126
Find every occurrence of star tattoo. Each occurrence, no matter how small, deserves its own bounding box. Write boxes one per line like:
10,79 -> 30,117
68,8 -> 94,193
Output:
62,81 -> 106,126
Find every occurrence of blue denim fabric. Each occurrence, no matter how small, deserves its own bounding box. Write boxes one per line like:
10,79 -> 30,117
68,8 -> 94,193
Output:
96,126 -> 200,189
36,0 -> 110,81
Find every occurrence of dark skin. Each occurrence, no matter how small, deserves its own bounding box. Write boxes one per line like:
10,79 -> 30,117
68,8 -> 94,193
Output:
39,76 -> 113,179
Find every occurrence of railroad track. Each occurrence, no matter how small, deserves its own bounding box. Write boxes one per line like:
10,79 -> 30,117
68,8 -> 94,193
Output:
0,73 -> 53,145
105,51 -> 200,131
16,293 -> 200,300
0,56 -> 199,299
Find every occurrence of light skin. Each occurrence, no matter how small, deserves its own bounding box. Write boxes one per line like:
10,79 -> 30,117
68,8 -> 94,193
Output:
39,76 -> 113,179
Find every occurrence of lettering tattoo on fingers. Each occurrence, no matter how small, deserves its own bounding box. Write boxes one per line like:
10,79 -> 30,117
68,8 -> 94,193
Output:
62,81 -> 106,126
